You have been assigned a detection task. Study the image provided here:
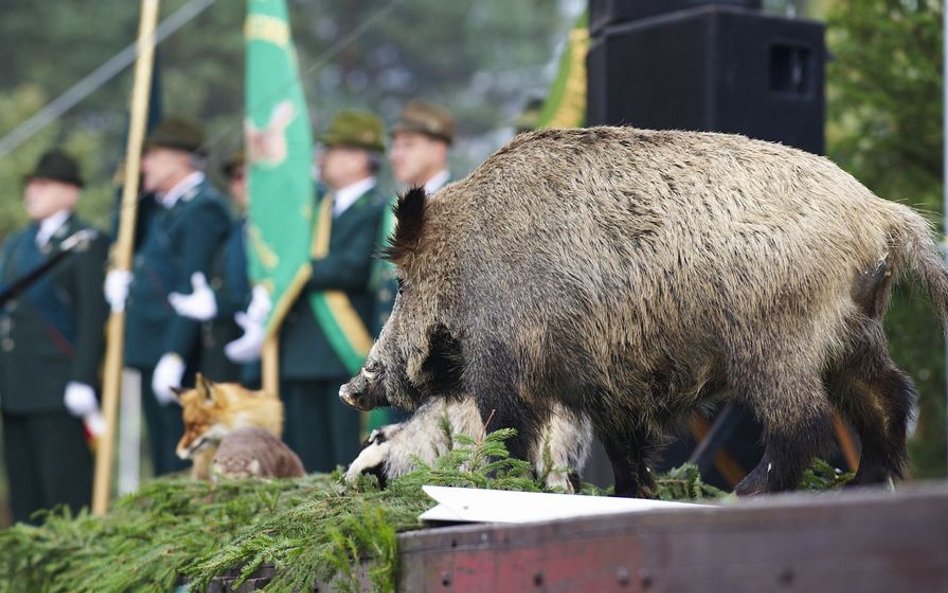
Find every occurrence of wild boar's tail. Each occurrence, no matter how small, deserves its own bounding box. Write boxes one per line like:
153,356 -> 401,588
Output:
890,205 -> 948,326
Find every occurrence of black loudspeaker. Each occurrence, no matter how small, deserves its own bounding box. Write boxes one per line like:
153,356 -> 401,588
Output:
589,0 -> 763,34
587,5 -> 825,154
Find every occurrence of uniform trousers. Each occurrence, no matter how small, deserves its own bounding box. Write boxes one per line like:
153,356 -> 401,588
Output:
281,379 -> 361,473
138,367 -> 189,476
2,411 -> 92,524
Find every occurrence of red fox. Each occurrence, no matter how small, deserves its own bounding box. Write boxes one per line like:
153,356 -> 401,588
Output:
174,374 -> 284,480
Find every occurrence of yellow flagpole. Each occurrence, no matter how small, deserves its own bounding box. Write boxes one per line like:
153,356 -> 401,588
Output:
92,0 -> 160,516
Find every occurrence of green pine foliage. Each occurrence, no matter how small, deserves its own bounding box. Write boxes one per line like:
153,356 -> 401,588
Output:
0,424 -> 854,593
799,458 -> 856,491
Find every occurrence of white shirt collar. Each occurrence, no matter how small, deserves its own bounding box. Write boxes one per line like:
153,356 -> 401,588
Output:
159,171 -> 205,209
332,176 -> 376,217
423,169 -> 451,195
36,210 -> 71,247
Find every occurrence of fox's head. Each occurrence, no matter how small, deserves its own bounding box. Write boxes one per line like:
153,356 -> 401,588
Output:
174,373 -> 235,460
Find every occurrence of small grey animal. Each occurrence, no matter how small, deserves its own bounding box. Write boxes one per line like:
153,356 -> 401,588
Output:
211,426 -> 305,481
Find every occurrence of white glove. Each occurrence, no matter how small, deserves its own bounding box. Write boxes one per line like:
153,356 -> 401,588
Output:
224,311 -> 266,363
247,284 -> 272,323
64,381 -> 98,417
168,272 -> 218,321
152,353 -> 185,406
83,410 -> 106,440
104,269 -> 132,313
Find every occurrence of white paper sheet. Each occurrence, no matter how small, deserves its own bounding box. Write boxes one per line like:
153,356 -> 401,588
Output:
419,485 -> 705,524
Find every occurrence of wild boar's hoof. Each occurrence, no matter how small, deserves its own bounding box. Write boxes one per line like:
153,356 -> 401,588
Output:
734,463 -> 770,496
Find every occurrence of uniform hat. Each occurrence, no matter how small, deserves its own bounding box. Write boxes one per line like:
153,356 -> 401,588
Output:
25,149 -> 84,188
221,147 -> 245,178
319,110 -> 385,153
145,115 -> 207,155
393,99 -> 455,145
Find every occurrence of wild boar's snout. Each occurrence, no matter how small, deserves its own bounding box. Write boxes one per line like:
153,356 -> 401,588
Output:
339,366 -> 385,411
338,378 -> 364,409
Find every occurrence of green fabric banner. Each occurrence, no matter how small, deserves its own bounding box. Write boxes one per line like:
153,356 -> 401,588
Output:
244,0 -> 314,334
536,11 -> 588,129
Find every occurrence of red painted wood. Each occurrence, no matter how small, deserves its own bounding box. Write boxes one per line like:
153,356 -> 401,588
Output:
397,483 -> 948,593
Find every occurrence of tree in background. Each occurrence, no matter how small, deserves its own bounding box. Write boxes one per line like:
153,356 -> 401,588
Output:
0,0 -> 581,239
825,0 -> 945,477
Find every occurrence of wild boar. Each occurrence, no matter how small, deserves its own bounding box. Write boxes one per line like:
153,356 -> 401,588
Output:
344,397 -> 592,492
340,126 -> 947,497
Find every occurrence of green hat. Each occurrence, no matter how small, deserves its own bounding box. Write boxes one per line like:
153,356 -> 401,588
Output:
319,110 -> 385,153
25,149 -> 84,188
393,99 -> 455,145
145,115 -> 207,155
221,147 -> 245,178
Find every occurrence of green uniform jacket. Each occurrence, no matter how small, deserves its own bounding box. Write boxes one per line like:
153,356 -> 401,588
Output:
370,177 -> 452,336
200,217 -> 253,383
280,185 -> 388,381
125,179 -> 231,368
0,215 -> 109,413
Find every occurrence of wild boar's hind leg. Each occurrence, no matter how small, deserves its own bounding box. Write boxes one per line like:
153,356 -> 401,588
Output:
735,363 -> 834,495
825,323 -> 915,485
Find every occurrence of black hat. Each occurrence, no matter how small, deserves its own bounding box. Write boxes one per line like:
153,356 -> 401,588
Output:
25,149 -> 84,188
145,116 -> 207,155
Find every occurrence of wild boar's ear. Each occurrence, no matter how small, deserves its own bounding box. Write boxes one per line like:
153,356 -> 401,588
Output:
385,186 -> 427,266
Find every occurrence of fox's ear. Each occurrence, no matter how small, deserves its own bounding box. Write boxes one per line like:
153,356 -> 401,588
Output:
196,373 -> 215,401
170,385 -> 185,405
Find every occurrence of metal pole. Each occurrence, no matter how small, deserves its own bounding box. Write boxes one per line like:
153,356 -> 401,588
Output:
943,0 -> 948,476
117,369 -> 142,496
92,0 -> 160,516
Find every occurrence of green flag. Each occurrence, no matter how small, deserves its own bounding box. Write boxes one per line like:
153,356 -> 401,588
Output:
536,11 -> 588,129
244,0 -> 314,334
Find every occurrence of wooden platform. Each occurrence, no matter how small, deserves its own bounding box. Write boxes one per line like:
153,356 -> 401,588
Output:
397,483 -> 948,593
201,482 -> 948,592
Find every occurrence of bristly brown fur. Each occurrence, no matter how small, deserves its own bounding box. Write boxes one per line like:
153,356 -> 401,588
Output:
384,186 -> 427,266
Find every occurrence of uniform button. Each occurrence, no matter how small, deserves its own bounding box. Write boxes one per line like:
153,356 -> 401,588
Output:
2,338 -> 14,352
211,277 -> 223,290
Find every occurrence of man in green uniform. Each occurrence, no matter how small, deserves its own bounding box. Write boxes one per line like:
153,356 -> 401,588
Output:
377,100 -> 456,333
389,99 -> 455,195
168,148 -> 259,387
104,116 -> 230,476
279,110 -> 389,472
0,149 -> 109,523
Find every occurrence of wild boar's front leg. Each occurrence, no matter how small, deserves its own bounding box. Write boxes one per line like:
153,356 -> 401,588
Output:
467,344 -> 542,464
600,429 -> 657,498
